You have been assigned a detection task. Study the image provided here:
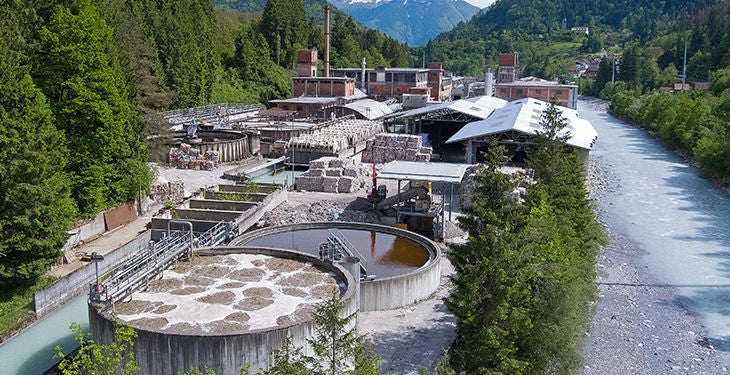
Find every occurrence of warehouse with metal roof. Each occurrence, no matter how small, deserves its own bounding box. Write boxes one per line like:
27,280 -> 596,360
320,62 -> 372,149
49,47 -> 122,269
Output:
446,97 -> 598,164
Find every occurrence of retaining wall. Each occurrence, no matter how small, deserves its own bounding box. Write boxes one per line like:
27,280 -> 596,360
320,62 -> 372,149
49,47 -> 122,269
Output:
231,222 -> 441,311
189,199 -> 258,211
34,231 -> 152,317
218,183 -> 281,194
89,247 -> 357,375
204,191 -> 268,202
173,208 -> 243,222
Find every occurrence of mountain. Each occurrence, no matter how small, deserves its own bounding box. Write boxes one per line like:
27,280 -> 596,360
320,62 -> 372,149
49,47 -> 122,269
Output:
329,0 -> 480,46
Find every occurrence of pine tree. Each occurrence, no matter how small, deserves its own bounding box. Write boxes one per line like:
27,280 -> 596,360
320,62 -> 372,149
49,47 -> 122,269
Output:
267,293 -> 379,375
0,13 -> 76,288
261,0 -> 307,69
445,141 -> 532,374
520,102 -> 605,373
306,293 -> 379,375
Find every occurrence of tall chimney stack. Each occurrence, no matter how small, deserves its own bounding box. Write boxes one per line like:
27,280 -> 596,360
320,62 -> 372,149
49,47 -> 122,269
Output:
324,4 -> 331,78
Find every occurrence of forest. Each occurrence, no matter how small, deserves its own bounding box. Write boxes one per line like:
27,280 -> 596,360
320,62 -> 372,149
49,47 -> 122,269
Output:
0,0 -> 410,316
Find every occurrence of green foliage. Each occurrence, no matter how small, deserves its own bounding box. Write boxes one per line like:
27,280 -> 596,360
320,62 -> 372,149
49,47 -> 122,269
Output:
445,141 -> 531,374
0,10 -> 77,288
266,292 -> 380,375
446,104 -> 605,374
33,0 -> 150,217
215,192 -> 245,202
55,322 -> 140,375
261,0 -> 308,68
0,277 -> 55,336
609,84 -> 730,181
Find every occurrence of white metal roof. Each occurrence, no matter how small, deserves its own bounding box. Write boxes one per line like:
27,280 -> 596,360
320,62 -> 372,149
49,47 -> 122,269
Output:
377,161 -> 472,183
342,99 -> 393,120
395,95 -> 508,120
446,97 -> 597,150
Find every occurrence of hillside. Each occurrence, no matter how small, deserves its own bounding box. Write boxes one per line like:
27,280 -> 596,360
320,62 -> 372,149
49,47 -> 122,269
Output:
330,0 -> 480,46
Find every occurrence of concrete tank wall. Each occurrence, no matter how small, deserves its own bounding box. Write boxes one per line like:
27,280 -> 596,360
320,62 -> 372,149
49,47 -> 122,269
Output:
232,222 -> 441,312
89,247 -> 357,375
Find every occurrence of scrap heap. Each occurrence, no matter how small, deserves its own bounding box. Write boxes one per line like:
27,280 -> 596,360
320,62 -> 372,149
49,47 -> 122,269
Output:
168,143 -> 220,170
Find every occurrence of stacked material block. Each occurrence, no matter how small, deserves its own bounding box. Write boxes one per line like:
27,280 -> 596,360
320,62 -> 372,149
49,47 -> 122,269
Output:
288,119 -> 384,155
168,143 -> 219,170
295,157 -> 371,193
360,134 -> 432,164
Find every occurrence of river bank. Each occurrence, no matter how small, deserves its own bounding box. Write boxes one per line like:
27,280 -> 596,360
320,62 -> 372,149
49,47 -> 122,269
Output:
585,158 -> 726,374
581,97 -> 728,373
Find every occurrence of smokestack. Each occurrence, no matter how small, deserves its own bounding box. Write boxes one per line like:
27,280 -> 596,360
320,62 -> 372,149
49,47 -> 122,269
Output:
361,57 -> 366,92
324,4 -> 331,78
485,68 -> 494,97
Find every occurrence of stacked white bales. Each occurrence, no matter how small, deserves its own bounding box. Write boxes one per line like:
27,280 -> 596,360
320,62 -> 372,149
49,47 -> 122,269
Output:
288,119 -> 383,154
360,134 -> 432,164
295,157 -> 371,193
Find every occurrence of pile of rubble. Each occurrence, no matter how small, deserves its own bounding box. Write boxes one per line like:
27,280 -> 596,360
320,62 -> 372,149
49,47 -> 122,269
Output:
360,134 -> 432,164
288,119 -> 383,154
294,157 -> 371,193
168,143 -> 219,170
257,198 -> 379,227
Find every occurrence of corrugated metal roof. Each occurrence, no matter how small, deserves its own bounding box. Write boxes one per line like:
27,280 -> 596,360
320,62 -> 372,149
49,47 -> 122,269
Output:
446,98 -> 597,149
395,95 -> 508,120
377,161 -> 472,183
342,99 -> 393,120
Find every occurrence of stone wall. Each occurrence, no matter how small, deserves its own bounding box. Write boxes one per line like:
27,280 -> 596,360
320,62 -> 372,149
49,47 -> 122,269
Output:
360,134 -> 432,164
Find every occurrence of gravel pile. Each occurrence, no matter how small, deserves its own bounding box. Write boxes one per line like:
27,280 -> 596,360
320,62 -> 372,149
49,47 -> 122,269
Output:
258,198 -> 380,227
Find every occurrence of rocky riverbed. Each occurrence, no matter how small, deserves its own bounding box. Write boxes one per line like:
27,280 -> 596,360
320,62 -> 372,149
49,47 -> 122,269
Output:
582,96 -> 728,373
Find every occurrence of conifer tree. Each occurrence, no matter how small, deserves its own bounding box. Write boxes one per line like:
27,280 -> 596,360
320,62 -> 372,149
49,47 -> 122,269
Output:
445,141 -> 532,374
0,13 -> 76,288
261,0 -> 308,69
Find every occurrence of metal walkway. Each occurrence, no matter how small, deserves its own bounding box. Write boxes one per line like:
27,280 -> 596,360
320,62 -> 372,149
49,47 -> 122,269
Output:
318,228 -> 368,278
89,220 -> 233,306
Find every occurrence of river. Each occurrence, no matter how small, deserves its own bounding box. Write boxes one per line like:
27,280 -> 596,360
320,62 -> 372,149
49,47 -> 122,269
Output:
579,98 -> 730,369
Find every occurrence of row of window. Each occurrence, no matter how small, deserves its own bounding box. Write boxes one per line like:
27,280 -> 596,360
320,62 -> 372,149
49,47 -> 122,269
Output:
498,88 -> 564,95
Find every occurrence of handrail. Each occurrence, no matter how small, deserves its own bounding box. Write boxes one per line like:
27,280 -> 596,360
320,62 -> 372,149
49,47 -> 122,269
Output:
90,220 -> 235,307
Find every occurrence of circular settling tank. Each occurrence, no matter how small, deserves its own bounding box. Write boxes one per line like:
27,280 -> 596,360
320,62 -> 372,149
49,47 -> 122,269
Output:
232,222 -> 441,311
89,248 -> 356,375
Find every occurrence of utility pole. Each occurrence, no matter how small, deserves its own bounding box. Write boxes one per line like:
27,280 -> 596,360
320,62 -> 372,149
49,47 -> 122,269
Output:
682,41 -> 688,91
611,59 -> 615,83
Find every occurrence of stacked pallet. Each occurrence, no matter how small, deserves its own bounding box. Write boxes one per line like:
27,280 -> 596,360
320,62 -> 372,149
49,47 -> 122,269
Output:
360,134 -> 432,164
295,157 -> 371,193
168,143 -> 219,170
288,119 -> 383,154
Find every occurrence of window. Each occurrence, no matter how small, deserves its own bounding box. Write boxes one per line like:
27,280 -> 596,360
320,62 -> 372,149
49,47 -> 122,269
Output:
500,88 -> 506,93
516,89 -> 523,94
556,89 -> 563,95
535,89 -> 542,94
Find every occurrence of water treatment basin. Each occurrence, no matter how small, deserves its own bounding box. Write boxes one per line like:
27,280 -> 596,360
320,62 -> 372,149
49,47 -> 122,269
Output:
232,222 -> 442,311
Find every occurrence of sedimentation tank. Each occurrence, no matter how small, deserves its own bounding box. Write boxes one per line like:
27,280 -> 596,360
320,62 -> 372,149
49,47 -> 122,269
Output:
89,247 -> 356,375
232,222 -> 442,311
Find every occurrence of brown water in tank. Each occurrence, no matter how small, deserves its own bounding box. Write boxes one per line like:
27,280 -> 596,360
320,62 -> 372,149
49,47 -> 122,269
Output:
242,229 -> 430,278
